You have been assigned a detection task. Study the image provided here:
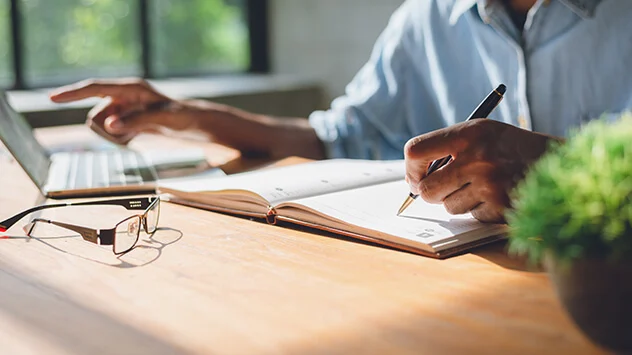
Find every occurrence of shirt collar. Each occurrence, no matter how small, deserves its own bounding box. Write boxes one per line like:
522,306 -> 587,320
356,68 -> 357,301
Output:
448,0 -> 602,25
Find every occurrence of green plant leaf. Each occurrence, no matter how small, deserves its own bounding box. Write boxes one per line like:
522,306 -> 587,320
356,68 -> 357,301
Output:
507,113 -> 632,264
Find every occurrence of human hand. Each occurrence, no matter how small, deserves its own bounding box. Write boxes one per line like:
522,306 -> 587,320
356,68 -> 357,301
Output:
404,119 -> 557,223
50,78 -> 192,144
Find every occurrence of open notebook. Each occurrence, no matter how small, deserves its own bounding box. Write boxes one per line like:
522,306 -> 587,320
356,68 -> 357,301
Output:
158,159 -> 507,258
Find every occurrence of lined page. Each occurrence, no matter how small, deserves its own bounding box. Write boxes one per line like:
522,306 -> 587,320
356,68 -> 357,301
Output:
159,159 -> 405,205
286,180 -> 504,247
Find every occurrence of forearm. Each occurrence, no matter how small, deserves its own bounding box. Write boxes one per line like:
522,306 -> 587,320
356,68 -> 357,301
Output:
177,99 -> 326,160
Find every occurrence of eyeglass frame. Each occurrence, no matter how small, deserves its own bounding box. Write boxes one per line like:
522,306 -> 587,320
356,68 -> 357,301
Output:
0,196 -> 160,255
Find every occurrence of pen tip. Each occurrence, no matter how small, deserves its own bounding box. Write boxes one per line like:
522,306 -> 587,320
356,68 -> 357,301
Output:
397,195 -> 416,216
496,84 -> 506,95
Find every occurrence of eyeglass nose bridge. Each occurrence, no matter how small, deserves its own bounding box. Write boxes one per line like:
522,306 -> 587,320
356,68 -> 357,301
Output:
23,220 -> 37,236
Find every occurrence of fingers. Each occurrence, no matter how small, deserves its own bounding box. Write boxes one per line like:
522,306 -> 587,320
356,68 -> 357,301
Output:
87,97 -> 117,128
90,122 -> 136,145
86,98 -> 125,143
441,183 -> 481,215
84,97 -> 134,145
404,121 -> 482,194
403,133 -> 460,194
89,110 -> 167,145
415,159 -> 469,203
49,78 -> 149,103
105,108 -> 178,135
416,156 -> 492,203
414,151 -> 511,223
441,179 -> 508,223
404,124 -> 471,161
471,205 -> 506,224
403,119 -> 537,224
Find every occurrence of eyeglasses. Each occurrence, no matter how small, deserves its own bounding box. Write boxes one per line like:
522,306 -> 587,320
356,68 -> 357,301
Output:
0,196 -> 160,255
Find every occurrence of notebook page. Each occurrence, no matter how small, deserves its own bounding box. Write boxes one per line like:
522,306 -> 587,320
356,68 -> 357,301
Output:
159,159 -> 405,205
288,180 -> 503,247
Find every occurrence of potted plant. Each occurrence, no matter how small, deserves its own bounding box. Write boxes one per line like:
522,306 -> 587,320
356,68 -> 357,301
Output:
507,114 -> 632,352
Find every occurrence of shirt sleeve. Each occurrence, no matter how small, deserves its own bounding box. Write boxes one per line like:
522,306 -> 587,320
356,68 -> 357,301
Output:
308,1 -> 419,160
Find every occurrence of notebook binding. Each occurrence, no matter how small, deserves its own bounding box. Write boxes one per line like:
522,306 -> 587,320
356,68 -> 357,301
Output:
266,206 -> 277,225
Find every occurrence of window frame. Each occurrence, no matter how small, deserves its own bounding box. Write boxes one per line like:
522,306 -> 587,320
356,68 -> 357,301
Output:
7,0 -> 268,90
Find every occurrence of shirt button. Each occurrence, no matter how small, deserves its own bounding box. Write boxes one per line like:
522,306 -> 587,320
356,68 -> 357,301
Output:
518,116 -> 529,129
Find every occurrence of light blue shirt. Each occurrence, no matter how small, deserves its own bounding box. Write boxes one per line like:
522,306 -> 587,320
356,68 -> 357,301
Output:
309,0 -> 632,160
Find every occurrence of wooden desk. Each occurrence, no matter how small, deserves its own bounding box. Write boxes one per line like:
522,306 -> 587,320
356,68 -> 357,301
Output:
0,126 -> 604,354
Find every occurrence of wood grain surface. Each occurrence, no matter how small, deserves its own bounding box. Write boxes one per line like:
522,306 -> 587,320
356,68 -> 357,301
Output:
0,126 -> 605,354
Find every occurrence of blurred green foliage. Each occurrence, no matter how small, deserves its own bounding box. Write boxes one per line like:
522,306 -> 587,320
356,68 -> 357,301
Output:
21,0 -> 139,86
507,113 -> 632,264
152,0 -> 249,76
0,0 -> 249,87
0,0 -> 10,86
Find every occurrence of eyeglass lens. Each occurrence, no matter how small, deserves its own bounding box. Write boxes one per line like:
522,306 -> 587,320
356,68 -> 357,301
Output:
114,215 -> 142,254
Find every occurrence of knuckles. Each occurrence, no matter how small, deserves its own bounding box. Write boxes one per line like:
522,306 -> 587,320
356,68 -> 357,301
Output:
403,137 -> 421,158
80,77 -> 151,91
133,78 -> 151,89
125,78 -> 151,90
463,118 -> 501,136
458,119 -> 505,159
78,78 -> 97,89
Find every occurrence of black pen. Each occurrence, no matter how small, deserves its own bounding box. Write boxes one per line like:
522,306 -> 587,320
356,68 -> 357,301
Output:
396,84 -> 506,216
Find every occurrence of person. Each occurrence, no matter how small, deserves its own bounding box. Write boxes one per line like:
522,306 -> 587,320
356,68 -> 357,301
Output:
50,0 -> 632,223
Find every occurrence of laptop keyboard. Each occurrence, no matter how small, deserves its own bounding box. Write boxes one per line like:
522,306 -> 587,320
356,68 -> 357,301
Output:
67,150 -> 156,190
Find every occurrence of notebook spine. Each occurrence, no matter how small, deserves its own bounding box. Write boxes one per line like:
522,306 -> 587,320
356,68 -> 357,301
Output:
266,206 -> 277,225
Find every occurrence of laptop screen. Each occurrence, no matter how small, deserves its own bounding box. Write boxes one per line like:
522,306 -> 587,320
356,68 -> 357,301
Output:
0,93 -> 49,188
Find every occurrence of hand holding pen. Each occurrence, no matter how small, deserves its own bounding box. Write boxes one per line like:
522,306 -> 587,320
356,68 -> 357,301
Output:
398,84 -> 558,223
397,84 -> 506,216
395,84 -> 556,223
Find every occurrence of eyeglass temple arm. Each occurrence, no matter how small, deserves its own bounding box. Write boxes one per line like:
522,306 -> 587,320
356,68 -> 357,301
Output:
70,197 -> 155,211
0,197 -> 155,231
0,202 -> 70,231
23,218 -> 115,246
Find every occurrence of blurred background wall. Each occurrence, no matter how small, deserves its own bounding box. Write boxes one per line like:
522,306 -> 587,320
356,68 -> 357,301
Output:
270,0 -> 405,100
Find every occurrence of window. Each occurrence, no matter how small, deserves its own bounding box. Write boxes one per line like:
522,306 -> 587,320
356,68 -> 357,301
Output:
0,0 -> 11,87
21,0 -> 140,87
150,0 -> 250,77
4,0 -> 267,89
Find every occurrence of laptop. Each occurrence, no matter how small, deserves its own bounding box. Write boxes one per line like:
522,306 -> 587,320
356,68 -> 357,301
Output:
0,92 -> 209,198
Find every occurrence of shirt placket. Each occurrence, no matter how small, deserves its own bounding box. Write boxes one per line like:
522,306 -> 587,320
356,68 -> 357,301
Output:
479,0 -> 549,131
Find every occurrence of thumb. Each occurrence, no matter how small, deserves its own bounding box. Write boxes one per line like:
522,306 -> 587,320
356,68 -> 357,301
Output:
104,112 -> 163,135
104,104 -> 189,135
404,126 -> 469,194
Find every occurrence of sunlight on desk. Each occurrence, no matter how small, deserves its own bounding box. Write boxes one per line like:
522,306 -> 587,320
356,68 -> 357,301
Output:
0,126 -> 605,354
